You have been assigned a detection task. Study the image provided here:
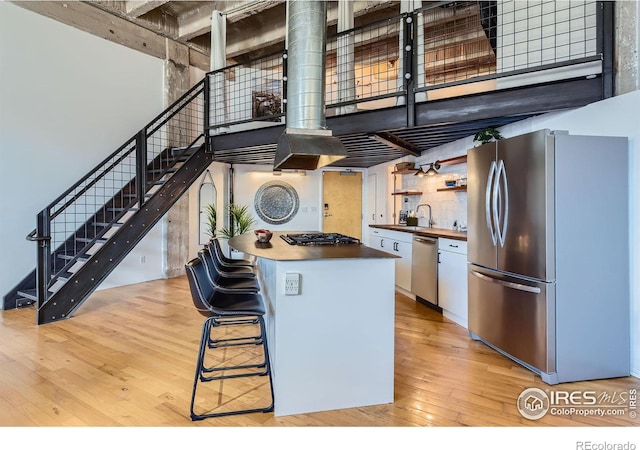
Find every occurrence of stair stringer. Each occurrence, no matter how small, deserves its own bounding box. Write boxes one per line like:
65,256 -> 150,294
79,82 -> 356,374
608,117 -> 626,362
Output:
36,144 -> 212,325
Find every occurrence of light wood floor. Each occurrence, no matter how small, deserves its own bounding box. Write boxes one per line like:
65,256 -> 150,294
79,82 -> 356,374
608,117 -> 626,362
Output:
0,276 -> 638,427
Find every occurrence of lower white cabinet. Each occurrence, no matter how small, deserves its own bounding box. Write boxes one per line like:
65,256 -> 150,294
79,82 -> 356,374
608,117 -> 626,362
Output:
438,238 -> 468,328
369,228 -> 413,292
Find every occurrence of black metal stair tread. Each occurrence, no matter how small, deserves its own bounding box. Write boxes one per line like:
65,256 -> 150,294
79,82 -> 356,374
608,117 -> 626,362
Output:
148,168 -> 178,174
75,237 -> 107,243
107,207 -> 138,212
92,222 -> 124,227
16,289 -> 37,301
57,254 -> 89,262
51,274 -> 71,282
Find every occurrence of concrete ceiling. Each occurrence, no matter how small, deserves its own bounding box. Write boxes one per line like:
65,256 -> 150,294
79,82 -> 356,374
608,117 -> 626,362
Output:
88,1 -> 402,65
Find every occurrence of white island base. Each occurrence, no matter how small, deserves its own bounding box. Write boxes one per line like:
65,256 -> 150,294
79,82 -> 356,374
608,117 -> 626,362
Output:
257,256 -> 395,416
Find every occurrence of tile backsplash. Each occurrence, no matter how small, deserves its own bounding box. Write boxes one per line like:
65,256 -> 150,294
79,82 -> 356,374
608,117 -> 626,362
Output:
395,137 -> 472,230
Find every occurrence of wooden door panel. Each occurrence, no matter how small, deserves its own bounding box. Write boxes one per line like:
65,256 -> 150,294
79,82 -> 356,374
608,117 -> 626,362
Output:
322,171 -> 362,239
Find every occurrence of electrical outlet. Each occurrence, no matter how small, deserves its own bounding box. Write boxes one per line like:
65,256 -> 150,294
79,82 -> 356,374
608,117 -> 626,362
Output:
285,272 -> 300,295
140,255 -> 146,264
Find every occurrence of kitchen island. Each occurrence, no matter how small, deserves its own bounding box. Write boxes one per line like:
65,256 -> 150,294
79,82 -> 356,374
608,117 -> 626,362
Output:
228,231 -> 397,417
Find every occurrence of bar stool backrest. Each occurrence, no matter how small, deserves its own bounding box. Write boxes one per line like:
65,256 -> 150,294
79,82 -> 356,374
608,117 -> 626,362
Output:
198,248 -> 221,285
211,238 -> 233,264
185,257 -> 215,317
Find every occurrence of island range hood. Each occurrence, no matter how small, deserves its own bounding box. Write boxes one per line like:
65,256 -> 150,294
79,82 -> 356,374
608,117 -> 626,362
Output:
273,0 -> 348,171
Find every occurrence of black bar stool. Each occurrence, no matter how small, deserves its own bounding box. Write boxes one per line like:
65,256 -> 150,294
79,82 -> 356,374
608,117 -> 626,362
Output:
198,248 -> 259,294
205,242 -> 256,279
185,257 -> 274,420
210,238 -> 255,267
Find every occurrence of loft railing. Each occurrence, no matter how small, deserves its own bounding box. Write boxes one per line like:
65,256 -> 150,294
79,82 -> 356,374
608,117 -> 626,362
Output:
326,13 -> 406,112
206,50 -> 286,131
29,80 -> 206,307
415,1 -> 603,99
203,0 -> 607,133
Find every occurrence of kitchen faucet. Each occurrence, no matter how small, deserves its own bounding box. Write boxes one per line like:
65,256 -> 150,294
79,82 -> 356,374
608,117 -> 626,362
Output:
416,204 -> 433,228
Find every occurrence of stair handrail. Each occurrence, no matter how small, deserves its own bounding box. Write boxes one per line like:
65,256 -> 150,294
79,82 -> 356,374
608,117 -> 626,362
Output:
26,229 -> 50,242
25,77 -> 206,311
25,78 -> 206,245
40,79 -> 206,222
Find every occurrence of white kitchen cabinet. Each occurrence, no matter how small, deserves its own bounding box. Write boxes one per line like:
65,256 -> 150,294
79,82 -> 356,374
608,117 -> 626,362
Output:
368,228 -> 413,292
438,238 -> 468,328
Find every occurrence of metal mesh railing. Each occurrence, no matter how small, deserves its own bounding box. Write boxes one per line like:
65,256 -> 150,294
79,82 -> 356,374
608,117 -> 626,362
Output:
326,14 -> 403,111
199,1 -> 602,125
416,0 -> 599,93
39,80 -> 205,290
207,51 -> 284,129
146,83 -> 205,185
47,139 -> 137,278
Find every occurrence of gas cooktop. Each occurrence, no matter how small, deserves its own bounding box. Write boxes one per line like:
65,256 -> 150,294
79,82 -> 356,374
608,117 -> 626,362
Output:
280,233 -> 361,246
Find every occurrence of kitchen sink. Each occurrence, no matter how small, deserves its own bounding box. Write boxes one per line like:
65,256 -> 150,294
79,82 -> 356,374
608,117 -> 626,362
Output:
395,226 -> 431,231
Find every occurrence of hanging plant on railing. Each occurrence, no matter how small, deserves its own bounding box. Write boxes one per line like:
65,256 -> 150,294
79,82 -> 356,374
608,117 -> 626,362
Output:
473,127 -> 504,146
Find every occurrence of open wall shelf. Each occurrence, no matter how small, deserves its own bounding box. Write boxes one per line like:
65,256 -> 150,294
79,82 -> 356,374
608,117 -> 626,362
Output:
437,186 -> 466,192
439,155 -> 467,166
392,191 -> 423,196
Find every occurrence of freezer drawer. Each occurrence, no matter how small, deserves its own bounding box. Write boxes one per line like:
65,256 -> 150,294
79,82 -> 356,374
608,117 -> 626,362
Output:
468,265 -> 556,374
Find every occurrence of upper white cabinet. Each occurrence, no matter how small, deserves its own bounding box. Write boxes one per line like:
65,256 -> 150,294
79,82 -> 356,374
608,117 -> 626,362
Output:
438,238 -> 468,328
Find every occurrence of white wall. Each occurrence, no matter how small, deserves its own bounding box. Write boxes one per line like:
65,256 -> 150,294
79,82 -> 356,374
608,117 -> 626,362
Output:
0,3 -> 165,299
231,165 -> 325,233
196,165 -> 370,250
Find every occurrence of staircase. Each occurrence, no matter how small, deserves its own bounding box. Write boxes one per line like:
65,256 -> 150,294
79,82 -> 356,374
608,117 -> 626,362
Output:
3,79 -> 211,325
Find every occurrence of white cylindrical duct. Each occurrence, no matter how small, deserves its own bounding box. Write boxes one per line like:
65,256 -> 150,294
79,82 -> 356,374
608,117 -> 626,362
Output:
286,0 -> 327,130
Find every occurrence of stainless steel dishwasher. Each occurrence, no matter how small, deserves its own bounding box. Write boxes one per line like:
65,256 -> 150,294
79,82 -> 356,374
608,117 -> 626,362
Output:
411,236 -> 438,306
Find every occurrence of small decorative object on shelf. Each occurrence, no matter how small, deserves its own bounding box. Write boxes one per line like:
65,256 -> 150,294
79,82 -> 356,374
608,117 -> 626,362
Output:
395,161 -> 414,172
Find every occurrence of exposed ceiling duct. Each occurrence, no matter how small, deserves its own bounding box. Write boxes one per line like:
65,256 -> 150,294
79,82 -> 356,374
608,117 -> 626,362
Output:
273,0 -> 348,170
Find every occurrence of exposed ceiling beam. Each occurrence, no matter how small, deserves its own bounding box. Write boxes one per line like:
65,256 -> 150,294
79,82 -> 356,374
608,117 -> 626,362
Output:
208,1 -> 396,58
369,132 -> 421,156
80,1 -> 209,70
178,0 -> 285,41
125,0 -> 170,18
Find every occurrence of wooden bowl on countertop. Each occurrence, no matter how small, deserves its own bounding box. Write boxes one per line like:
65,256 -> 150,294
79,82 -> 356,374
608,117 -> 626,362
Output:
254,229 -> 273,243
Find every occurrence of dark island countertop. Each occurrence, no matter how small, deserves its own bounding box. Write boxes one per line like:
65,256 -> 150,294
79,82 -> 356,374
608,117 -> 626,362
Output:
229,231 -> 399,261
369,224 -> 468,241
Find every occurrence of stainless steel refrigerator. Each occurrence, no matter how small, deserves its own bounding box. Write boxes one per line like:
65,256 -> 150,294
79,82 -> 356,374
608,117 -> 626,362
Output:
467,129 -> 630,384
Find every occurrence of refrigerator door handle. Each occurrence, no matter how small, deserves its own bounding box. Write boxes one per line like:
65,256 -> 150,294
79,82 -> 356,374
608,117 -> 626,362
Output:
491,160 -> 501,246
485,161 -> 498,246
497,159 -> 509,247
470,269 -> 542,294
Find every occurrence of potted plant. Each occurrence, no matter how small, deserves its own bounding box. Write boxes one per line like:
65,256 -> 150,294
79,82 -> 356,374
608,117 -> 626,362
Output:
204,203 -> 217,238
219,204 -> 257,259
473,127 -> 504,146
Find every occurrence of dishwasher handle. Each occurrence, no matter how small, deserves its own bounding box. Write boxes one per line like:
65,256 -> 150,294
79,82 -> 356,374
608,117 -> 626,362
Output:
414,237 -> 437,245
